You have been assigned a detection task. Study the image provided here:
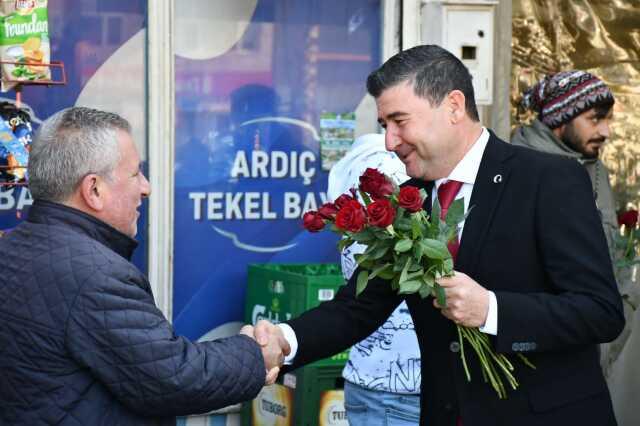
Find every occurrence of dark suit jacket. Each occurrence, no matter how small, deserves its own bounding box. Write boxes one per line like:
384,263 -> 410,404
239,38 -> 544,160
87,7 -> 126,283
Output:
287,132 -> 624,426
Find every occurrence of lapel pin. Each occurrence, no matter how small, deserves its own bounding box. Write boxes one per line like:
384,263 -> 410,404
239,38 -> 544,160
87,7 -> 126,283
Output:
493,174 -> 503,184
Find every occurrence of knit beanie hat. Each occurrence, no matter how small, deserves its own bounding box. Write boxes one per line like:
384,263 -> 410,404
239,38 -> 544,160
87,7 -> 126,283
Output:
520,70 -> 614,129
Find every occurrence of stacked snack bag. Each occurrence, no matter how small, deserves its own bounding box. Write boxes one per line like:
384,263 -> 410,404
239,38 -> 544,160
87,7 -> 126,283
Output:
0,101 -> 32,183
0,0 -> 50,91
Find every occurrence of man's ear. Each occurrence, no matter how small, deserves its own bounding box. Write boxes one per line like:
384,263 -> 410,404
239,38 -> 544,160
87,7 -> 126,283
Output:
447,90 -> 466,124
78,174 -> 105,211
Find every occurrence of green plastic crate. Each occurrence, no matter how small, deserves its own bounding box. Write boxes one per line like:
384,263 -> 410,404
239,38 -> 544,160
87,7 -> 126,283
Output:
243,264 -> 350,425
244,263 -> 350,367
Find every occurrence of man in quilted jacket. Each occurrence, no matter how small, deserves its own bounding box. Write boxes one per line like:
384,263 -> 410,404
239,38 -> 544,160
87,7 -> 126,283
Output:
0,107 -> 287,425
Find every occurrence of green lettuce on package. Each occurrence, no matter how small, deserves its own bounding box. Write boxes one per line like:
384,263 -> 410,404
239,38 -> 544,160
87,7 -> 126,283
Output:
0,0 -> 50,92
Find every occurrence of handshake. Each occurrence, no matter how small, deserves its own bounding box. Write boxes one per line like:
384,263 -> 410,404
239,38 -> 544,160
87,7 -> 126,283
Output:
240,320 -> 291,385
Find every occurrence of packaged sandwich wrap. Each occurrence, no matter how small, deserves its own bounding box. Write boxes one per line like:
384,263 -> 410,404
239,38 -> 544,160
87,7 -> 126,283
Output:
0,0 -> 50,92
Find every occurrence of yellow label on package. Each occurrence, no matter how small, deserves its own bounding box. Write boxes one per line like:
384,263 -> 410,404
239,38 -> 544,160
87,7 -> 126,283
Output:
318,389 -> 348,426
251,383 -> 293,426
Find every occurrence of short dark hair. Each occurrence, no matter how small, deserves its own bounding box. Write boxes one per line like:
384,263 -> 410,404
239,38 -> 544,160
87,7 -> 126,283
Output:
366,45 -> 479,121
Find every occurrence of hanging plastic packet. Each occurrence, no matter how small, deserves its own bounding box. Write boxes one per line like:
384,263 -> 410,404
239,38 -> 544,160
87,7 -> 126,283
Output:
0,0 -> 50,92
0,116 -> 27,182
1,101 -> 33,149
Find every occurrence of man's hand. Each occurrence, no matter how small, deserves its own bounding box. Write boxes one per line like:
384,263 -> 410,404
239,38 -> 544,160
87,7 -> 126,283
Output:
434,271 -> 490,328
239,324 -> 280,385
254,320 -> 291,368
241,321 -> 291,385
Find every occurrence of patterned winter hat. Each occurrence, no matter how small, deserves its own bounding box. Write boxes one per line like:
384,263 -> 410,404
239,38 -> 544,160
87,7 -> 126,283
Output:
520,70 -> 614,129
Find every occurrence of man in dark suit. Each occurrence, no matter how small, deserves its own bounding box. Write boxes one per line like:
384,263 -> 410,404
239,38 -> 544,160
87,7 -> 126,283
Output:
254,45 -> 624,425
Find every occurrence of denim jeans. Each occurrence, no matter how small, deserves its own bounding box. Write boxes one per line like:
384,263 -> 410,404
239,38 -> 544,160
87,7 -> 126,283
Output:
344,381 -> 420,425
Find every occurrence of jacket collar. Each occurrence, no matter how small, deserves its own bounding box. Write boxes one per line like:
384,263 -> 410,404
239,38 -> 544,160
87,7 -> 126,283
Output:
27,200 -> 138,261
455,130 -> 514,275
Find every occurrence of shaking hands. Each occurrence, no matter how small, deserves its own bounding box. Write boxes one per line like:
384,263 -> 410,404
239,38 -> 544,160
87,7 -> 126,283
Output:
240,320 -> 291,385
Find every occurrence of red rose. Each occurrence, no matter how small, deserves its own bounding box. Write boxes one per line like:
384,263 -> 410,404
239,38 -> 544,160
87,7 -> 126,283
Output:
335,193 -> 355,209
302,211 -> 325,232
318,202 -> 338,220
367,198 -> 396,227
618,210 -> 639,228
335,200 -> 367,232
359,168 -> 394,199
398,186 -> 424,212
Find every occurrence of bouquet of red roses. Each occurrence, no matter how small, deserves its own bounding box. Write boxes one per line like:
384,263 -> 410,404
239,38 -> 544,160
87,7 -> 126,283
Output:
616,209 -> 640,268
303,168 -> 533,399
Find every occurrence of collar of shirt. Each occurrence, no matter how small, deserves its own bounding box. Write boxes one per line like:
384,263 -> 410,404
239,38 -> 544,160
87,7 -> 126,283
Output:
434,127 -> 490,190
432,127 -> 490,237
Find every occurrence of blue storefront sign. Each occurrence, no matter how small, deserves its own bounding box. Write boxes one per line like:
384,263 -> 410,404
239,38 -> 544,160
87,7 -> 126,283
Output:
173,0 -> 381,340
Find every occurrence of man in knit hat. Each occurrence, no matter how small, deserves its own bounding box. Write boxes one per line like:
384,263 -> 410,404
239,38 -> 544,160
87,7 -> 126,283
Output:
512,70 -> 618,261
512,71 -> 639,426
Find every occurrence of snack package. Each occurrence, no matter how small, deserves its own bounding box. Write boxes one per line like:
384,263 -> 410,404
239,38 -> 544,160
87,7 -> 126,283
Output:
0,109 -> 28,182
0,0 -> 50,92
0,101 -> 33,150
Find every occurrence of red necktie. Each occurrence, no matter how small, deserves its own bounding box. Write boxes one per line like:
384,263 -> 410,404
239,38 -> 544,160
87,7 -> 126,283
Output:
438,180 -> 463,263
439,180 -> 465,426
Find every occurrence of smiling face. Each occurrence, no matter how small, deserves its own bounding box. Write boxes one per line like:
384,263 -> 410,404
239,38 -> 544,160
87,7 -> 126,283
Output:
376,81 -> 457,181
100,130 -> 151,237
557,107 -> 613,159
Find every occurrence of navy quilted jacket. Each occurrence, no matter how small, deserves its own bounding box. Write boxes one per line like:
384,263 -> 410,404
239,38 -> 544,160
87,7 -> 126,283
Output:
0,201 -> 265,425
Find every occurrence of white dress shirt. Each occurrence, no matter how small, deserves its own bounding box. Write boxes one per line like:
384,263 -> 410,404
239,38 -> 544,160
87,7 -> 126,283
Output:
432,127 -> 497,335
281,127 -> 498,363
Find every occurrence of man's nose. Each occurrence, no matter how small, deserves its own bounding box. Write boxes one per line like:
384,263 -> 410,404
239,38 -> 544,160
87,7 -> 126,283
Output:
598,120 -> 611,139
140,173 -> 151,198
385,129 -> 398,151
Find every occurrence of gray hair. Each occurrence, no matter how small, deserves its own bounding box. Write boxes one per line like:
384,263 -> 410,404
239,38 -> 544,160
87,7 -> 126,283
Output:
28,107 -> 131,202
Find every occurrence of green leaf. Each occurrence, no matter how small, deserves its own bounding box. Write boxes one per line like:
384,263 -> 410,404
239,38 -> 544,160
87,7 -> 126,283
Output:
391,274 -> 400,291
431,198 -> 441,224
372,227 -> 395,240
359,259 -> 374,269
405,269 -> 424,280
353,228 -> 375,244
337,238 -> 353,252
369,263 -> 393,280
418,283 -> 432,298
399,280 -> 422,294
420,239 -> 450,259
411,216 -> 423,239
445,198 -> 465,227
399,256 -> 412,283
354,253 -> 369,265
395,219 -> 413,233
378,265 -> 396,280
443,258 -> 454,274
369,244 -> 389,260
435,284 -> 447,308
421,273 -> 435,287
393,254 -> 410,272
412,242 -> 424,262
394,238 -> 413,253
408,259 -> 422,272
356,270 -> 369,297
